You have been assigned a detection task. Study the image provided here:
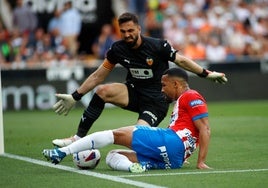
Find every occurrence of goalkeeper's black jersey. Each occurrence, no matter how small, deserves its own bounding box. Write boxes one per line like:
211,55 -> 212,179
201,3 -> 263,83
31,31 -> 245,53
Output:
106,36 -> 177,91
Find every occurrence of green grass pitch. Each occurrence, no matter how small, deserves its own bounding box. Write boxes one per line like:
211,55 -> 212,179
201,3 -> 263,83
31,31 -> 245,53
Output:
1,100 -> 268,188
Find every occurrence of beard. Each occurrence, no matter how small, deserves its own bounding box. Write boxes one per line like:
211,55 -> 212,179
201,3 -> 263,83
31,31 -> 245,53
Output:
124,35 -> 139,48
165,97 -> 173,104
162,93 -> 173,103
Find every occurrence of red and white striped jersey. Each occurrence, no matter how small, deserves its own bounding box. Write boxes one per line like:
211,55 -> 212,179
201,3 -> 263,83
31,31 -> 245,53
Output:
169,89 -> 208,159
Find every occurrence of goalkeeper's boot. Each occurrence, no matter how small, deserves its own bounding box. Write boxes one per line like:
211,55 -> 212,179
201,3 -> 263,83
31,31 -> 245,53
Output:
52,136 -> 77,147
42,148 -> 66,164
129,163 -> 147,173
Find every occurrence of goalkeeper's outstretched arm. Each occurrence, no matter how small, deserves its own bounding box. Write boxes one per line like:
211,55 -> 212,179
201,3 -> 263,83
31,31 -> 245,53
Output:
174,53 -> 228,84
53,59 -> 114,116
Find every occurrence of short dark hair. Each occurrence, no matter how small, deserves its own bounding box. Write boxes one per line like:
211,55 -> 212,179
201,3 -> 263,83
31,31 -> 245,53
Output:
118,12 -> 139,25
163,68 -> 189,82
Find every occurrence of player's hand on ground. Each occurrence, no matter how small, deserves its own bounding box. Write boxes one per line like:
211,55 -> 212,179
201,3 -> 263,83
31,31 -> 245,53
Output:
206,71 -> 228,84
53,94 -> 76,116
197,162 -> 212,169
183,159 -> 190,165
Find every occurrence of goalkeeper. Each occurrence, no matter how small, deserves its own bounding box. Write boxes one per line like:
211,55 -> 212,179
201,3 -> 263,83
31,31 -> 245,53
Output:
52,12 -> 227,147
44,67 -> 211,172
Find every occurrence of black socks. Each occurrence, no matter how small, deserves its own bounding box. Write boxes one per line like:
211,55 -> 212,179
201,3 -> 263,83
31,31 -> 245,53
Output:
76,93 -> 105,137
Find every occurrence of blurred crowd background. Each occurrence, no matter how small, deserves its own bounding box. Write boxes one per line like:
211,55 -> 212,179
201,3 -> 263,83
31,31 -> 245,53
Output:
0,0 -> 267,70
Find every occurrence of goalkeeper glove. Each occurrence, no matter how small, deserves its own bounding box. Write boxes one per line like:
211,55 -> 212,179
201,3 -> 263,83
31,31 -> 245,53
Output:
198,69 -> 228,84
53,91 -> 83,116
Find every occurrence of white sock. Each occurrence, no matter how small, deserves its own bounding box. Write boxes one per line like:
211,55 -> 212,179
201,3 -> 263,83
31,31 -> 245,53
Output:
73,135 -> 81,141
106,151 -> 133,171
60,130 -> 114,155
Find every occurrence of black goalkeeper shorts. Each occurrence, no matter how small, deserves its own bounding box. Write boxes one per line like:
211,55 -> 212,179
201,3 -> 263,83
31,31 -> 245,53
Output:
122,82 -> 169,127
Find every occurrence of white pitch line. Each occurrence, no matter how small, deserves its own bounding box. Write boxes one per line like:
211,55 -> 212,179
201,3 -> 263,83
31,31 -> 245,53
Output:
119,168 -> 268,178
2,153 -> 167,188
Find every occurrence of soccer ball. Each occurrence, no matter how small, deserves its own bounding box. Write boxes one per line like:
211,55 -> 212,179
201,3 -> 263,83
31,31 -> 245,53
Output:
73,149 -> 101,169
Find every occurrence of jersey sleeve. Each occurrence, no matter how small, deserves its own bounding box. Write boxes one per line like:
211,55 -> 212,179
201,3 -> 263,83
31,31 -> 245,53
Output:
102,59 -> 115,70
181,91 -> 208,121
105,45 -> 117,65
159,40 -> 178,62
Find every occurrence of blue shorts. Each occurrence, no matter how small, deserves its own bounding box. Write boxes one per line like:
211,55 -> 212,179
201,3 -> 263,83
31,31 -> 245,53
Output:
132,125 -> 185,169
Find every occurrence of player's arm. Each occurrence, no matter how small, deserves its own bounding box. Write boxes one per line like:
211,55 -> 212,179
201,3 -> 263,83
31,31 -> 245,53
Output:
53,59 -> 115,116
194,117 -> 211,169
173,53 -> 228,84
76,59 -> 114,95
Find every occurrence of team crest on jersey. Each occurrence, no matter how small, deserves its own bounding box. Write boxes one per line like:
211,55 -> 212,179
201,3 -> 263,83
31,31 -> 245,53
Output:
146,58 -> 154,66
